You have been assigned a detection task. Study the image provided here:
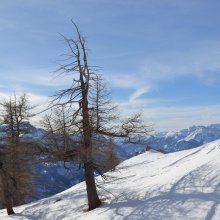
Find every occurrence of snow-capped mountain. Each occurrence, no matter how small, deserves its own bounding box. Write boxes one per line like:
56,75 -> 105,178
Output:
1,139 -> 220,219
118,123 -> 220,157
2,122 -> 219,157
145,123 -> 220,153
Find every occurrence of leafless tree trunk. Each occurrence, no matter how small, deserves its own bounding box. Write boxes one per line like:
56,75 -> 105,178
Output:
0,168 -> 15,215
77,70 -> 101,209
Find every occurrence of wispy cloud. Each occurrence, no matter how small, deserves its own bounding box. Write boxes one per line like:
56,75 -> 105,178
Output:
117,98 -> 220,131
144,104 -> 220,131
0,67 -> 74,89
142,40 -> 220,83
129,86 -> 151,102
106,74 -> 140,89
108,40 -> 220,91
0,91 -> 50,127
0,91 -> 49,110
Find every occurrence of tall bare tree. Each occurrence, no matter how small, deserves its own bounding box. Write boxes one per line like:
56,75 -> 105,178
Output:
0,94 -> 37,215
45,22 -> 151,210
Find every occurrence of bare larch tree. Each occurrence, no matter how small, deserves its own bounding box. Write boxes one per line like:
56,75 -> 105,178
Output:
0,94 -> 37,215
44,22 -> 152,211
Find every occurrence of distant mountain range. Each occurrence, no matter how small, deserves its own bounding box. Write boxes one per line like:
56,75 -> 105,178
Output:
146,123 -> 220,153
1,122 -> 220,200
116,123 -> 220,158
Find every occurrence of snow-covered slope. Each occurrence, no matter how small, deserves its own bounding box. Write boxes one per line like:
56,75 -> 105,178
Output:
1,139 -> 220,219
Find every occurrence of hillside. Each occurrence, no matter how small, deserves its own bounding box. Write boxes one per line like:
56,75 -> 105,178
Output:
1,139 -> 220,219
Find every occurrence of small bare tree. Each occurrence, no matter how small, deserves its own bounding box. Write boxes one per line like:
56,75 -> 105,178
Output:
44,22 -> 152,211
42,106 -> 81,164
0,94 -> 37,215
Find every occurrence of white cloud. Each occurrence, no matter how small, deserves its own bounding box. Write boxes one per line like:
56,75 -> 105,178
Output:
0,91 -> 49,127
151,104 -> 220,131
129,86 -> 151,102
106,73 -> 139,89
0,67 -> 76,89
118,99 -> 220,132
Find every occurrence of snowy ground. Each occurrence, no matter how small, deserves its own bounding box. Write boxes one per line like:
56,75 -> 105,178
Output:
1,140 -> 220,220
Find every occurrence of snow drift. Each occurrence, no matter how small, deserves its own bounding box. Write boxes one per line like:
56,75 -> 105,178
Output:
1,139 -> 220,219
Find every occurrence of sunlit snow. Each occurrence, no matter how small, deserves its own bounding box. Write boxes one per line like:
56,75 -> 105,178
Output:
1,140 -> 220,219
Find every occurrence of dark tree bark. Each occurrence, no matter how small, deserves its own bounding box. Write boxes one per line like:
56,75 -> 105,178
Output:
84,161 -> 101,210
0,171 -> 15,215
81,69 -> 101,209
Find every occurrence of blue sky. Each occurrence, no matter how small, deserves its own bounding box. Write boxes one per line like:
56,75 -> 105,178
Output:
1,0 -> 220,131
